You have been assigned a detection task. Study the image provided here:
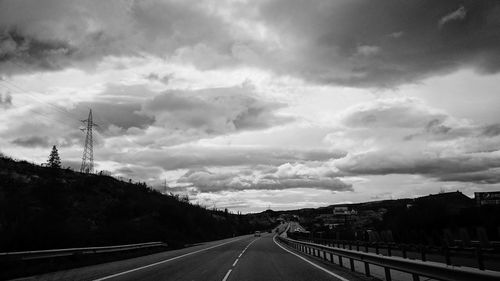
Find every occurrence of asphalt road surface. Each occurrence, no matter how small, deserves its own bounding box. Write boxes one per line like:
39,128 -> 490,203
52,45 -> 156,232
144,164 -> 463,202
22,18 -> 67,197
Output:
14,233 -> 368,281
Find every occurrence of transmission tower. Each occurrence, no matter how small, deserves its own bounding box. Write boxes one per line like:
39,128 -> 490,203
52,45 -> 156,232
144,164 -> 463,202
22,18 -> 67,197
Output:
80,109 -> 98,173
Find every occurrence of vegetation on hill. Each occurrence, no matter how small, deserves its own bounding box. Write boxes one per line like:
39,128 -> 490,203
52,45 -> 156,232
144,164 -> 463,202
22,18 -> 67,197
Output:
278,192 -> 500,244
0,154 -> 271,252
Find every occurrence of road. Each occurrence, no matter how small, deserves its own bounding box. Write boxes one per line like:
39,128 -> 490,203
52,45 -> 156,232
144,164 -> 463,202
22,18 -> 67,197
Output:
14,233 -> 368,281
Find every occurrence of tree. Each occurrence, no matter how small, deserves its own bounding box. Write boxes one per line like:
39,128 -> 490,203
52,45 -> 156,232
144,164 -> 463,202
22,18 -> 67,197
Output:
47,145 -> 61,169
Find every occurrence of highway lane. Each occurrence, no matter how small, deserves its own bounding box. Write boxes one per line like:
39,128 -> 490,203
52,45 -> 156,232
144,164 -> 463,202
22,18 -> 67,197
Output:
15,233 -> 366,281
13,235 -> 252,281
228,234 -> 351,281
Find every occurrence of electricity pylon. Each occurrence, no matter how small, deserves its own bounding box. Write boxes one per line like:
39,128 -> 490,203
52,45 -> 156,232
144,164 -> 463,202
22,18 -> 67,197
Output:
80,109 -> 98,173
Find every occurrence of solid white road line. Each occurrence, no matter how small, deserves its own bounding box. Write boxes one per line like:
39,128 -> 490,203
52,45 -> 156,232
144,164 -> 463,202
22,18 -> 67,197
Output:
272,235 -> 350,281
93,236 -> 248,281
222,269 -> 232,281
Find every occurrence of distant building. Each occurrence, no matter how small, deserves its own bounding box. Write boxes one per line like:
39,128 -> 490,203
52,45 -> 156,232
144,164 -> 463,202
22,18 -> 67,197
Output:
325,206 -> 358,227
475,191 -> 500,206
333,206 -> 357,215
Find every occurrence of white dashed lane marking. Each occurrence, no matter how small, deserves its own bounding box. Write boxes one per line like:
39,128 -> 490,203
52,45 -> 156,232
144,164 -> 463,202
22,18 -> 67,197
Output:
222,269 -> 232,281
221,236 -> 259,281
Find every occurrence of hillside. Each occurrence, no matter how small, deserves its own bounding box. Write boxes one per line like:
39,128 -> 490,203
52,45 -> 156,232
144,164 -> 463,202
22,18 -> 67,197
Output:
261,191 -> 499,243
0,155 -> 270,252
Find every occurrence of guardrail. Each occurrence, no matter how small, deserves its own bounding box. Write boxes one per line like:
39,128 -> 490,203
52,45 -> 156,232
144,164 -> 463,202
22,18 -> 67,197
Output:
288,232 -> 500,271
0,241 -> 168,262
277,236 -> 500,281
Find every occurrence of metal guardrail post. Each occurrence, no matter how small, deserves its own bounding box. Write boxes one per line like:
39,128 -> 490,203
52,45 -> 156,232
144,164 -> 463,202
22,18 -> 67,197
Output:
476,248 -> 484,270
364,262 -> 371,277
444,246 -> 451,265
349,258 -> 355,271
339,255 -> 343,267
329,252 -> 334,263
384,267 -> 392,281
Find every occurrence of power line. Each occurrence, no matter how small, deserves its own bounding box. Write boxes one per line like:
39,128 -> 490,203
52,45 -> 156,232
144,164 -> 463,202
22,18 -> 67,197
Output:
0,77 -> 82,123
0,84 -> 78,129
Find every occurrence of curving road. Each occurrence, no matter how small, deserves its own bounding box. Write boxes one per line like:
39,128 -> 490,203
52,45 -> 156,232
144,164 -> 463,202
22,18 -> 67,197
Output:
14,233 -> 367,281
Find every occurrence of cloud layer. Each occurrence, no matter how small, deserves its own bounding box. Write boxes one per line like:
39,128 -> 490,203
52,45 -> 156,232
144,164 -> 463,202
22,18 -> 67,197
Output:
1,0 -> 500,212
330,97 -> 500,184
2,0 -> 500,87
177,162 -> 352,193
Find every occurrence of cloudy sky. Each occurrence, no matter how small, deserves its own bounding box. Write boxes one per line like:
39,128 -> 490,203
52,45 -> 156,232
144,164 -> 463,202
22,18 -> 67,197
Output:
1,0 -> 500,213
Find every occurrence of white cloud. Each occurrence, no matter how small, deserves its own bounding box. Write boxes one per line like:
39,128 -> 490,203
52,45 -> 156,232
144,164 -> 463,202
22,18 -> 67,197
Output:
439,6 -> 467,28
356,45 -> 380,56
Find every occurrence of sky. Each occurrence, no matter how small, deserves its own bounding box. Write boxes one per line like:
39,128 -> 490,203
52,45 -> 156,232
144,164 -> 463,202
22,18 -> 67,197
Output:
1,0 -> 500,213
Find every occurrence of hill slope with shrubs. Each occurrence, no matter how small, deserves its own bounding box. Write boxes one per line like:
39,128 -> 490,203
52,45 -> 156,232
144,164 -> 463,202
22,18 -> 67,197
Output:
0,155 -> 269,252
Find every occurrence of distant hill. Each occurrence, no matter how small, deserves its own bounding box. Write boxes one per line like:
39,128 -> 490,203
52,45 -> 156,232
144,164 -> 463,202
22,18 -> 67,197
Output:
260,191 -> 473,218
0,155 -> 272,252
260,190 -> 500,243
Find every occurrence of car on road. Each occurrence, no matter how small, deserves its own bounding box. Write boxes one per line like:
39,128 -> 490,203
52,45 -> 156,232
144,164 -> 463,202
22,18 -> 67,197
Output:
254,231 -> 261,237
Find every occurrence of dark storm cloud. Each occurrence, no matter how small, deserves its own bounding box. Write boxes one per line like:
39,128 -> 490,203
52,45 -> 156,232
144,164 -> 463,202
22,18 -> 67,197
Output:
2,0 -> 499,87
144,72 -> 174,85
72,101 -> 155,133
11,136 -> 50,148
177,168 -> 352,193
0,0 -> 235,75
112,146 -> 346,171
0,92 -> 12,107
337,152 -> 500,176
65,85 -> 293,147
3,108 -> 84,149
257,0 -> 500,87
341,98 -> 447,129
331,97 -> 500,184
438,169 -> 500,184
481,124 -> 500,137
0,30 -> 74,72
142,86 -> 293,136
